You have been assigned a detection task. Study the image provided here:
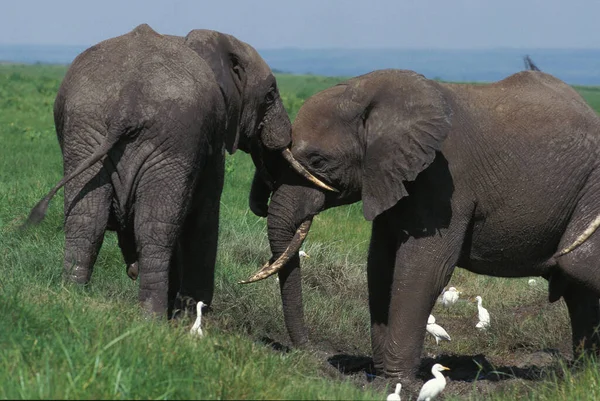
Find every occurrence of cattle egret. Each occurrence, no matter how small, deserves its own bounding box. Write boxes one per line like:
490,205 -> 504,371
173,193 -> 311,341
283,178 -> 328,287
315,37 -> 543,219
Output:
387,383 -> 402,401
428,314 -> 436,325
299,250 -> 310,258
528,278 -> 537,286
417,364 -> 450,401
442,287 -> 459,307
190,301 -> 206,337
427,322 -> 451,345
475,296 -> 490,330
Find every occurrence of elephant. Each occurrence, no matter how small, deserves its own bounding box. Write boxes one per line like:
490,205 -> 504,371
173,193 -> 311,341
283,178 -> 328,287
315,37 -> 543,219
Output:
242,68 -> 600,380
23,23 -> 330,318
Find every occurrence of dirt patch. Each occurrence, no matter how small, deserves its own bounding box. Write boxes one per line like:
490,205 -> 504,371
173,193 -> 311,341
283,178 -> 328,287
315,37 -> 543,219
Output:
320,349 -> 568,399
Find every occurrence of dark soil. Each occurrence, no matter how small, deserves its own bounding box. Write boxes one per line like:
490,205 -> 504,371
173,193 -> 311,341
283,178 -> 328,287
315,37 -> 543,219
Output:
258,334 -> 571,400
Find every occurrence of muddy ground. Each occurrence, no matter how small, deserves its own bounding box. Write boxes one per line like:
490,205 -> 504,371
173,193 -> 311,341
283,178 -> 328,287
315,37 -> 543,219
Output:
259,311 -> 573,400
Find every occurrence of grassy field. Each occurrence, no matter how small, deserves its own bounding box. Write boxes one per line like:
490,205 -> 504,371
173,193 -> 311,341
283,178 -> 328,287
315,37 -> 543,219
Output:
2,64 -> 600,400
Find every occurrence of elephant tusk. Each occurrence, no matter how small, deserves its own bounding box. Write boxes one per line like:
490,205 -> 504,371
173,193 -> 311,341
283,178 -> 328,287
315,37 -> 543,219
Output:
239,219 -> 313,284
281,149 -> 338,192
557,213 -> 600,256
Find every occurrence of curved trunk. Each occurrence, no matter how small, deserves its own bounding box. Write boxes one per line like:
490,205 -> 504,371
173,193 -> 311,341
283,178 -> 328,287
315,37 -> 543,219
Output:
249,170 -> 272,217
267,180 -> 325,346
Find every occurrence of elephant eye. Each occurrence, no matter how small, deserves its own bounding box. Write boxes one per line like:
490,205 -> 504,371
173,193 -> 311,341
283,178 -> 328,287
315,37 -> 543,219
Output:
265,86 -> 277,104
309,154 -> 327,170
265,92 -> 275,104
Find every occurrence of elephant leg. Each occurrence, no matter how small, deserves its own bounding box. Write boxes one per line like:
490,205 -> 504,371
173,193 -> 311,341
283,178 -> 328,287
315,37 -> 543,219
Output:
176,151 -> 225,315
563,281 -> 600,357
168,243 -> 182,318
63,166 -> 112,284
117,228 -> 138,280
367,215 -> 397,375
556,201 -> 600,355
383,218 -> 469,379
134,172 -> 192,317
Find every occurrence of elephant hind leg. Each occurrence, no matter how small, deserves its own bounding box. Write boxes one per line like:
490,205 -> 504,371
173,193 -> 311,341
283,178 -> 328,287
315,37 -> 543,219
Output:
117,228 -> 138,280
63,166 -> 113,284
556,228 -> 600,356
134,170 -> 193,317
562,282 -> 600,358
556,206 -> 600,357
174,151 -> 225,317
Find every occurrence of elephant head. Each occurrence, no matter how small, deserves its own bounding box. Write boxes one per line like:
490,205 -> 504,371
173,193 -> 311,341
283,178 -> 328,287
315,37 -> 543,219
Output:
182,30 -> 331,217
241,69 -> 453,345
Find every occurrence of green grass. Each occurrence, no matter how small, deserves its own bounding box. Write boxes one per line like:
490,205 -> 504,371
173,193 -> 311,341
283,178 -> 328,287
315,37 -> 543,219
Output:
3,64 -> 600,399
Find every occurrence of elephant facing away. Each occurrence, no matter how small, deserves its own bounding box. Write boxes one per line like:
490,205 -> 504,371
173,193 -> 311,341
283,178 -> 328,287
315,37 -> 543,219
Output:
243,69 -> 600,379
23,24 -> 329,318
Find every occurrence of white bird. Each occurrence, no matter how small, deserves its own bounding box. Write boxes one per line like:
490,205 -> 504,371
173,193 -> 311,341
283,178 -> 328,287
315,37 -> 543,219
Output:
386,383 -> 402,401
528,278 -> 537,286
417,364 -> 450,401
475,296 -> 490,330
441,287 -> 459,307
427,314 -> 436,324
190,301 -> 206,337
427,322 -> 452,345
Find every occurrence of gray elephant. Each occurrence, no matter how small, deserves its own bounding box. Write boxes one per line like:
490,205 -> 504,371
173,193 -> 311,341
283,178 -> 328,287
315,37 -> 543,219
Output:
242,68 -> 600,379
23,24 -> 329,318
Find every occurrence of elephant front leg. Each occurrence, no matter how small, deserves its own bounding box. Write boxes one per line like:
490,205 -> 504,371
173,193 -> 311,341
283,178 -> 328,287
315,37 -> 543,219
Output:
383,224 -> 466,379
367,216 -> 397,375
384,246 -> 458,378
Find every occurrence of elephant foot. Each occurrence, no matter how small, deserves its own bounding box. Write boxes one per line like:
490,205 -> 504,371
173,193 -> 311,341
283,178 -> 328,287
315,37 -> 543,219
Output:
383,366 -> 419,386
140,298 -> 167,319
126,262 -> 139,280
63,265 -> 92,285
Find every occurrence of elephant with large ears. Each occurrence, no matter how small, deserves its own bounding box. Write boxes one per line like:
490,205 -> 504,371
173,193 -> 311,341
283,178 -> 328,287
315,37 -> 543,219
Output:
22,24 -> 329,318
243,68 -> 600,379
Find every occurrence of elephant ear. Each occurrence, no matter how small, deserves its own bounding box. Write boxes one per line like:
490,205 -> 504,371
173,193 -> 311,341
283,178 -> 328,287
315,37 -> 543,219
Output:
223,53 -> 246,154
184,30 -> 246,154
361,72 -> 452,221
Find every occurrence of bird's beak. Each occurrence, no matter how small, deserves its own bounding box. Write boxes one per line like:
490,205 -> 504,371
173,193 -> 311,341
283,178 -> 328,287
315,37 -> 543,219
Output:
442,366 -> 451,371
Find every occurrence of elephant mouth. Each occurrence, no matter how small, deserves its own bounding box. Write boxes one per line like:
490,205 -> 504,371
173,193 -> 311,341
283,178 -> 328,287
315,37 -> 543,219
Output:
239,218 -> 313,283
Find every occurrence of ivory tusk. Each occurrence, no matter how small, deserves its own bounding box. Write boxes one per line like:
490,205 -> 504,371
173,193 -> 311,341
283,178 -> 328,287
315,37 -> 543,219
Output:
239,219 -> 313,284
281,149 -> 338,192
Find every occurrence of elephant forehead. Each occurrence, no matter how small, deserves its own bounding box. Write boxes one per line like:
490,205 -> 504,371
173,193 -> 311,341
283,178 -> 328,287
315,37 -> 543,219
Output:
295,88 -> 355,129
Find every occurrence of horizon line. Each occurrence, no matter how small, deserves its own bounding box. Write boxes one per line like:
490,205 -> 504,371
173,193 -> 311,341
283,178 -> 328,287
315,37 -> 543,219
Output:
2,43 -> 600,52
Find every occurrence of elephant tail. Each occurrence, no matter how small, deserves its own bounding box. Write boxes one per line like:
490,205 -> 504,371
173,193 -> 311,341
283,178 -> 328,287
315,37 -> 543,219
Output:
21,130 -> 121,229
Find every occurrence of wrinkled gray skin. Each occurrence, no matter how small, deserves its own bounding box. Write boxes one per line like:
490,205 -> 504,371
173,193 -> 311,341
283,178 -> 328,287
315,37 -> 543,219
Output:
25,24 -> 290,317
252,69 -> 600,379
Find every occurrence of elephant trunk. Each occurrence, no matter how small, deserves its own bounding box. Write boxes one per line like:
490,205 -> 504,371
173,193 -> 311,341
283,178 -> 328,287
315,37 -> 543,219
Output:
260,97 -> 292,151
248,179 -> 325,346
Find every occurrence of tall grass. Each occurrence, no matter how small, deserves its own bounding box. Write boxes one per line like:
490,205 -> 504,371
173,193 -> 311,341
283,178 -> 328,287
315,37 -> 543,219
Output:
2,64 -> 600,399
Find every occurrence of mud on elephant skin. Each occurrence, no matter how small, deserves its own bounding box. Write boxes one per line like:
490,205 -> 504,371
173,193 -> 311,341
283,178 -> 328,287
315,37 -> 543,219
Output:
22,23 -> 296,318
244,68 -> 600,379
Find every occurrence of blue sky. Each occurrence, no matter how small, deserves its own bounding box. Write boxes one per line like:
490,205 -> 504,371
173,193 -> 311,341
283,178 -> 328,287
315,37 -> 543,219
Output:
1,0 -> 599,49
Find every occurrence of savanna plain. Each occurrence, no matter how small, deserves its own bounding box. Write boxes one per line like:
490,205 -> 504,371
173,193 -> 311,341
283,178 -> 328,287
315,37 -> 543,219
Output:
3,65 -> 600,400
